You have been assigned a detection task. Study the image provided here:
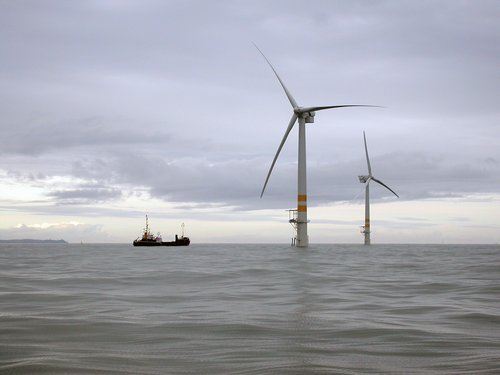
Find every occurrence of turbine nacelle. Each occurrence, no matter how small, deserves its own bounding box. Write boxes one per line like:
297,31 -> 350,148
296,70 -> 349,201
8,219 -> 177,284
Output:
296,109 -> 315,123
358,175 -> 370,183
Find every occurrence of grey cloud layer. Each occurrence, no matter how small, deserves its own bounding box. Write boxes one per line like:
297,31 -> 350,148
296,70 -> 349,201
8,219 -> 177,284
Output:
48,186 -> 122,205
0,117 -> 171,155
0,0 -> 498,214
65,150 -> 500,210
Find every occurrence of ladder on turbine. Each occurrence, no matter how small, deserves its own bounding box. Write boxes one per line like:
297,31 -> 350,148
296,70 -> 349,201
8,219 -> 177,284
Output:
287,209 -> 298,246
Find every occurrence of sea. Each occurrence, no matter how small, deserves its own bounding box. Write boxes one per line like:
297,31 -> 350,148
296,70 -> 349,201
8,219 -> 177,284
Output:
0,244 -> 499,374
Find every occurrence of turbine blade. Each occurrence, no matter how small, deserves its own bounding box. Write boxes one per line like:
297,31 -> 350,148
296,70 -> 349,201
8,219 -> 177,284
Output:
260,113 -> 298,198
300,105 -> 382,112
253,43 -> 298,109
363,131 -> 372,176
371,177 -> 399,198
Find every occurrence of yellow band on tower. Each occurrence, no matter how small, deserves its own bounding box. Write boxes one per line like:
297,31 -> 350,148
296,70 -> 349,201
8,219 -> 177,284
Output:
297,194 -> 307,202
298,206 -> 307,212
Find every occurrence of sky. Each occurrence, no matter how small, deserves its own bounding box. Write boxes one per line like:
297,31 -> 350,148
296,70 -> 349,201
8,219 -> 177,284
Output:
0,0 -> 499,243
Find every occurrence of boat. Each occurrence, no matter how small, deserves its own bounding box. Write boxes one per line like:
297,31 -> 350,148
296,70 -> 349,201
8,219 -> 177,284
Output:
133,216 -> 190,247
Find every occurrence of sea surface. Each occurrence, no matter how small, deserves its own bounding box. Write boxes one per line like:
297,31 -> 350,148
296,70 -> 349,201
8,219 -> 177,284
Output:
0,244 -> 499,374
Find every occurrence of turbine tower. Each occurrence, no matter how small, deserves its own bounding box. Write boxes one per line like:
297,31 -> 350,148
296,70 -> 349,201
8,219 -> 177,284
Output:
358,131 -> 399,245
255,44 -> 377,247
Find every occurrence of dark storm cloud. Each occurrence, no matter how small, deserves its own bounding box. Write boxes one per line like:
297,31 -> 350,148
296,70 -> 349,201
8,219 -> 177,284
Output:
0,0 -> 498,214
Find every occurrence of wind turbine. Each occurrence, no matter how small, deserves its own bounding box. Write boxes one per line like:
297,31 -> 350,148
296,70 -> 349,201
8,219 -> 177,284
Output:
255,44 -> 378,247
358,131 -> 399,245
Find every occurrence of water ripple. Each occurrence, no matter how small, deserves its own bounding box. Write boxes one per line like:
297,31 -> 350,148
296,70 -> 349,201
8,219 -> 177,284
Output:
0,243 -> 499,374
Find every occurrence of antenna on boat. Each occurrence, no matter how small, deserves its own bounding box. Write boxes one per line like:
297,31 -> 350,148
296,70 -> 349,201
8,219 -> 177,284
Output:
181,222 -> 185,237
145,214 -> 149,234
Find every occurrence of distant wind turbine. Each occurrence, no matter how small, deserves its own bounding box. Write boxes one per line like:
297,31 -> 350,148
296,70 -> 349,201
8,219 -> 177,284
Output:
255,43 -> 379,247
358,131 -> 399,245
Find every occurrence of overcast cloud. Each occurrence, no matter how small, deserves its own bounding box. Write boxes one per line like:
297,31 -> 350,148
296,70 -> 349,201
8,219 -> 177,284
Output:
0,0 -> 499,242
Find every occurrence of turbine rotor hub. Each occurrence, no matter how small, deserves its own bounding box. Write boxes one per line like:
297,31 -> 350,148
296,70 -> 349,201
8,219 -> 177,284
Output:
358,175 -> 370,183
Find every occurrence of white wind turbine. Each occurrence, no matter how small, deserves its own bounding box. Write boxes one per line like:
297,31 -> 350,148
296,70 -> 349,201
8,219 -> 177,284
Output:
255,44 -> 378,247
358,131 -> 399,245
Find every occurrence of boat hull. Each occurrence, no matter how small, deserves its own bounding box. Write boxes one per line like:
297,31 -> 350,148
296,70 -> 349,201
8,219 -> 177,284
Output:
133,238 -> 190,247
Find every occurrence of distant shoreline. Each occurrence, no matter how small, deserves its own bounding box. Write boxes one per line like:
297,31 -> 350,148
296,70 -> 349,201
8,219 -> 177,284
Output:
0,239 -> 68,244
